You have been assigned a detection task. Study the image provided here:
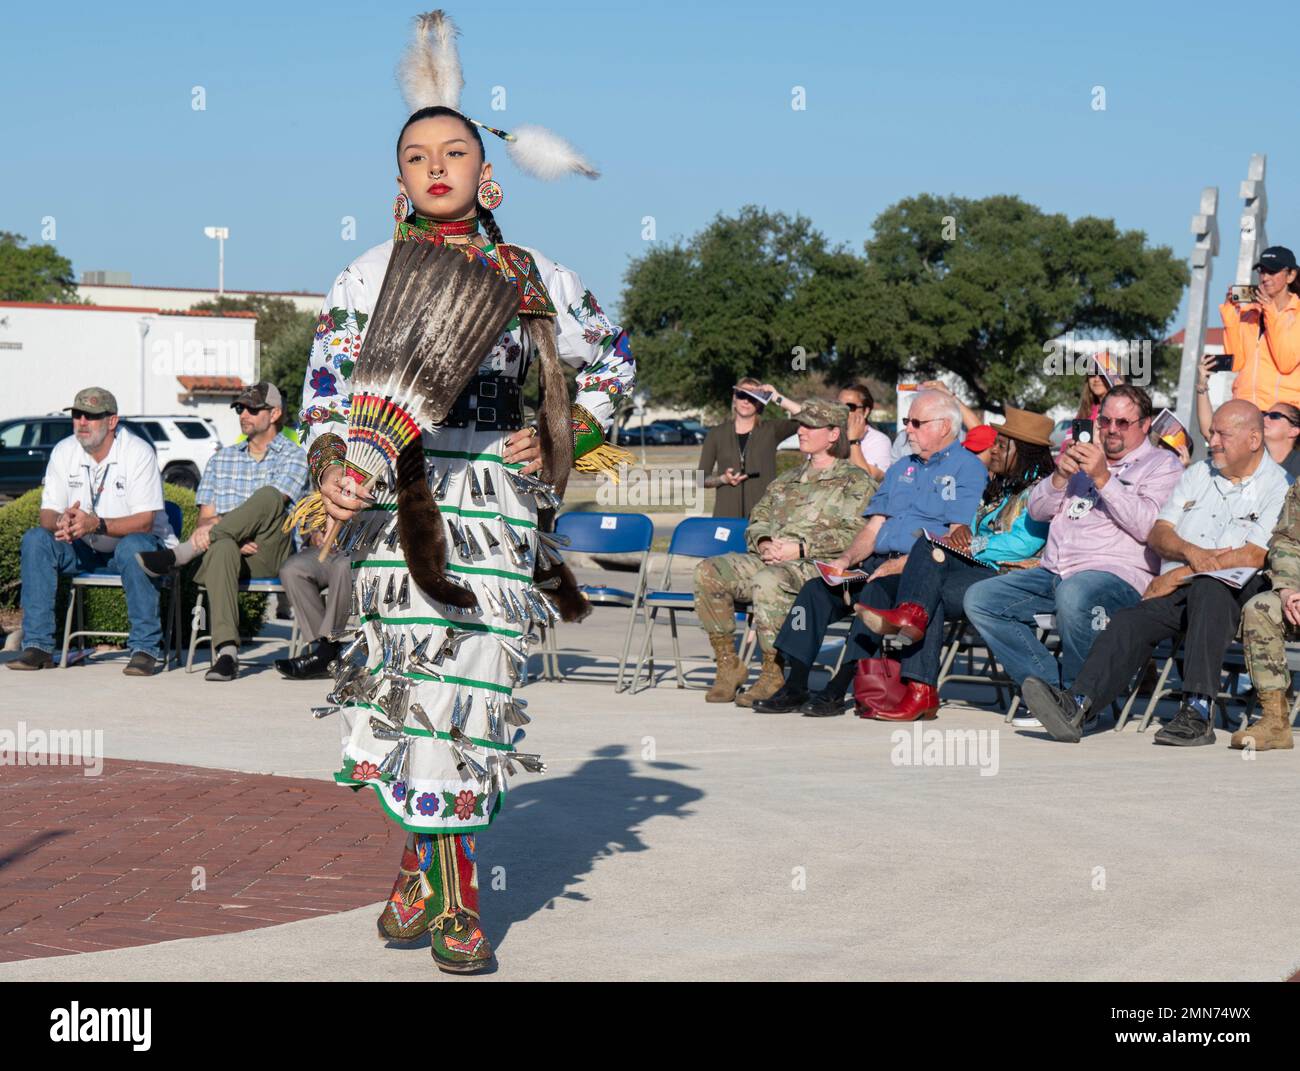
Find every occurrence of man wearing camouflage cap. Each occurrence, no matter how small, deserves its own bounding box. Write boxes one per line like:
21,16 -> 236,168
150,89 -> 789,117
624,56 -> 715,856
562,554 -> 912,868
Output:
695,399 -> 878,706
1234,482 -> 1300,751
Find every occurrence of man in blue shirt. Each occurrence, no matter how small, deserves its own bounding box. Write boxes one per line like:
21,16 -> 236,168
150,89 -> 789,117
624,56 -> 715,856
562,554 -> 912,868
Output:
137,382 -> 308,681
754,389 -> 989,716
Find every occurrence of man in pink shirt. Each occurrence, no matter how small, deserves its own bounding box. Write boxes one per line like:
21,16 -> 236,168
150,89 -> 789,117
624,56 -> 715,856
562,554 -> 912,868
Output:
963,385 -> 1184,697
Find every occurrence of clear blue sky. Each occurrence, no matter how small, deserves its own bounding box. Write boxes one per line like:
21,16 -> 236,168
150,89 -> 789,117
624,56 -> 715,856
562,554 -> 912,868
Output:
3,0 -> 1296,329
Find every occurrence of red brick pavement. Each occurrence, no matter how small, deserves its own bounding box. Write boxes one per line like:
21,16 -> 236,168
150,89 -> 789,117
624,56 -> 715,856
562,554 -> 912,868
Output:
0,759 -> 404,962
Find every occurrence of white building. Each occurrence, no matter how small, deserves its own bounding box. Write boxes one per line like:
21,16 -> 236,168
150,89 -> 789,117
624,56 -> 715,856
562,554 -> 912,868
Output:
0,301 -> 260,444
78,274 -> 324,316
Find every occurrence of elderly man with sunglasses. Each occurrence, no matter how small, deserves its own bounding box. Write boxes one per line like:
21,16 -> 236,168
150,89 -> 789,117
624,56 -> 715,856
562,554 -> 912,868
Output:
9,388 -> 177,675
136,382 -> 308,681
963,385 -> 1184,718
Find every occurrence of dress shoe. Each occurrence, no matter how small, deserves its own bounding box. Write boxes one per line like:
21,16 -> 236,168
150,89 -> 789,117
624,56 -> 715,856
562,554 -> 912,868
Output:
275,643 -> 339,681
857,601 -> 929,643
864,680 -> 940,721
800,691 -> 850,717
751,684 -> 809,713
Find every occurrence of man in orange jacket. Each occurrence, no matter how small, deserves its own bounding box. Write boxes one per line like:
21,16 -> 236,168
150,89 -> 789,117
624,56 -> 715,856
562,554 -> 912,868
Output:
1221,245 -> 1300,410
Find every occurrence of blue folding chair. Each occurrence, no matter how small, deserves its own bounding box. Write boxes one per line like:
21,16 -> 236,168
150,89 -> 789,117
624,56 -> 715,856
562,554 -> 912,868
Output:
628,516 -> 749,691
537,511 -> 654,689
61,500 -> 185,670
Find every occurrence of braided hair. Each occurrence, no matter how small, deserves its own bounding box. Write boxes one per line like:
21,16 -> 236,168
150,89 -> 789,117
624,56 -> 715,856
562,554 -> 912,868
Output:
395,106 -> 505,246
976,438 -> 1054,532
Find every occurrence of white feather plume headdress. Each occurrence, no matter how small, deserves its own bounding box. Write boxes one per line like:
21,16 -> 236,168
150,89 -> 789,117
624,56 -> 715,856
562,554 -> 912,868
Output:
396,10 -> 599,181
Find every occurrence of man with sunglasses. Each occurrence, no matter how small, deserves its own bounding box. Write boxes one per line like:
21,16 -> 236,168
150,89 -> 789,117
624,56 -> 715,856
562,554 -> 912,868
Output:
136,382 -> 308,681
10,387 -> 176,675
1021,399 -> 1287,746
963,385 -> 1184,720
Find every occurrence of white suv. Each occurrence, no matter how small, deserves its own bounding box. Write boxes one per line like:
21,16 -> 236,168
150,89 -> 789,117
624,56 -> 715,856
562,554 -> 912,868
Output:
122,414 -> 222,491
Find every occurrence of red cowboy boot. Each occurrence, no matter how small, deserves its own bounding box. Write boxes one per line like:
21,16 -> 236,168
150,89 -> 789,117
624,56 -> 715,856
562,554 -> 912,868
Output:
856,601 -> 929,643
865,680 -> 941,721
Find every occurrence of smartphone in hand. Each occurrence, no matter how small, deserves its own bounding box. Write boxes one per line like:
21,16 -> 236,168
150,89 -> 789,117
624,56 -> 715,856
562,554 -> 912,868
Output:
1071,418 -> 1094,445
1208,354 -> 1234,372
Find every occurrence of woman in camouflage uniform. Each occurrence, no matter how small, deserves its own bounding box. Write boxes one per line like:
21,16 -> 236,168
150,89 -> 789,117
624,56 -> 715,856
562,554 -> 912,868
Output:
694,399 -> 878,706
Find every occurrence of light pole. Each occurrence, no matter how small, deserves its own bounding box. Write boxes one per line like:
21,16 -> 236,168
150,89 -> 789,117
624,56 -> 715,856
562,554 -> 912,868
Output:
204,226 -> 229,295
633,390 -> 649,468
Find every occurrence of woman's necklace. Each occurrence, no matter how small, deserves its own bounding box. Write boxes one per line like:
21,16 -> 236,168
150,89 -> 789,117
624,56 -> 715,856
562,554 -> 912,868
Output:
395,213 -> 481,245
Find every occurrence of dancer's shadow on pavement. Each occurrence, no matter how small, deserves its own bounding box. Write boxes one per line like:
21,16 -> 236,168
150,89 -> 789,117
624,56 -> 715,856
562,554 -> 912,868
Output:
483,744 -> 703,951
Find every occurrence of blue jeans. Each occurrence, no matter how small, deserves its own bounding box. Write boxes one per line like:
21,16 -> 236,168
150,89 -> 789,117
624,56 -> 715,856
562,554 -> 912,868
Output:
20,527 -> 166,659
962,566 -> 1141,690
894,539 -> 997,686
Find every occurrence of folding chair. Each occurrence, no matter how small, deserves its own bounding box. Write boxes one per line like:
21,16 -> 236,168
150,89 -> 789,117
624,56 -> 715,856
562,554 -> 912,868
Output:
1120,631 -> 1252,733
61,501 -> 185,670
628,517 -> 748,691
537,511 -> 654,690
186,576 -> 299,672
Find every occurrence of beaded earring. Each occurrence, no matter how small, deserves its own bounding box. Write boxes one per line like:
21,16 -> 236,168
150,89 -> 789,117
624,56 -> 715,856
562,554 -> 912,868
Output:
393,192 -> 410,240
476,180 -> 503,211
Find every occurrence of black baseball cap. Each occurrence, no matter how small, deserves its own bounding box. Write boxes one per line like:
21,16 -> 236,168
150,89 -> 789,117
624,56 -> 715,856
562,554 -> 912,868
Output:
1255,246 -> 1297,274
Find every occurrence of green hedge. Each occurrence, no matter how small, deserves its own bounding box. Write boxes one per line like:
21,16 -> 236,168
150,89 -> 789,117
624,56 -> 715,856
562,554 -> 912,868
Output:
0,486 -> 268,649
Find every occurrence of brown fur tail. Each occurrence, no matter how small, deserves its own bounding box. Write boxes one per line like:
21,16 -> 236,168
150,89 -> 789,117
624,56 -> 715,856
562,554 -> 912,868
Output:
395,441 -> 478,610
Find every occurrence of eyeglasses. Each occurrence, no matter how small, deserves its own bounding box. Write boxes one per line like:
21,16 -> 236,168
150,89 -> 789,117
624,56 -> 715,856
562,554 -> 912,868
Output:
233,403 -> 268,415
1266,410 -> 1300,428
843,402 -> 867,412
1096,416 -> 1140,431
903,417 -> 941,429
70,410 -> 108,422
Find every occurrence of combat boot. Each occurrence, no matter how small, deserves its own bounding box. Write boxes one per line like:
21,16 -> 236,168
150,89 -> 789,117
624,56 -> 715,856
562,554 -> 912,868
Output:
735,650 -> 785,708
1230,690 -> 1295,751
706,634 -> 749,702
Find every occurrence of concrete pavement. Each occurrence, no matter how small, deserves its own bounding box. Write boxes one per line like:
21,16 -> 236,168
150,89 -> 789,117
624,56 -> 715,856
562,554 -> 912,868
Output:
2,606 -> 1298,981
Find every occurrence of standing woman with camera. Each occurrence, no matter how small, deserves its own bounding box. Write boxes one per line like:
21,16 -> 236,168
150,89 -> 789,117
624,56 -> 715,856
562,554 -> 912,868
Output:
699,379 -> 802,518
1220,246 -> 1300,412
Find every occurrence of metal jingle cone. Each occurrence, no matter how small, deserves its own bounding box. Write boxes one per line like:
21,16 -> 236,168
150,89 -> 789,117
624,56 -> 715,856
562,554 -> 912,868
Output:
540,542 -> 565,569
479,523 -> 501,552
502,698 -> 531,727
393,633 -> 407,674
488,754 -> 506,796
397,573 -> 410,609
464,525 -> 485,559
501,523 -> 529,564
384,523 -> 401,552
336,630 -> 365,664
506,587 -> 529,625
409,702 -> 436,735
533,575 -> 561,591
511,728 -> 526,746
381,628 -> 394,668
521,588 -> 549,625
469,466 -> 485,504
459,749 -> 489,784
360,577 -> 377,616
483,586 -> 504,618
511,752 -> 547,774
482,468 -> 496,498
450,690 -> 465,731
349,581 -> 360,618
461,693 -> 475,728
536,590 -> 562,627
383,573 -> 396,608
377,735 -> 412,779
434,466 -> 453,502
496,585 -> 519,623
426,461 -> 438,490
369,716 -> 402,741
496,637 -> 527,670
447,519 -> 470,562
537,530 -> 572,549
410,628 -> 434,662
312,705 -> 340,719
485,696 -> 502,742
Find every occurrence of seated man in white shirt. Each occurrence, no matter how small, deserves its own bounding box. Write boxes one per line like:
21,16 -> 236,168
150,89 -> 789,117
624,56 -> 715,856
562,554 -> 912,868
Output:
1021,400 -> 1288,747
10,387 -> 177,676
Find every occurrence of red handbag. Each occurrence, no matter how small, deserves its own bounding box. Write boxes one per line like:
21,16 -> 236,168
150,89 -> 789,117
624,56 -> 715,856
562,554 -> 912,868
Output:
853,657 -> 907,717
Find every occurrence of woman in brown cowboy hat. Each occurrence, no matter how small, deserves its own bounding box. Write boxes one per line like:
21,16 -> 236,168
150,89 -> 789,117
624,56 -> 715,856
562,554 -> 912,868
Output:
847,407 -> 1056,721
